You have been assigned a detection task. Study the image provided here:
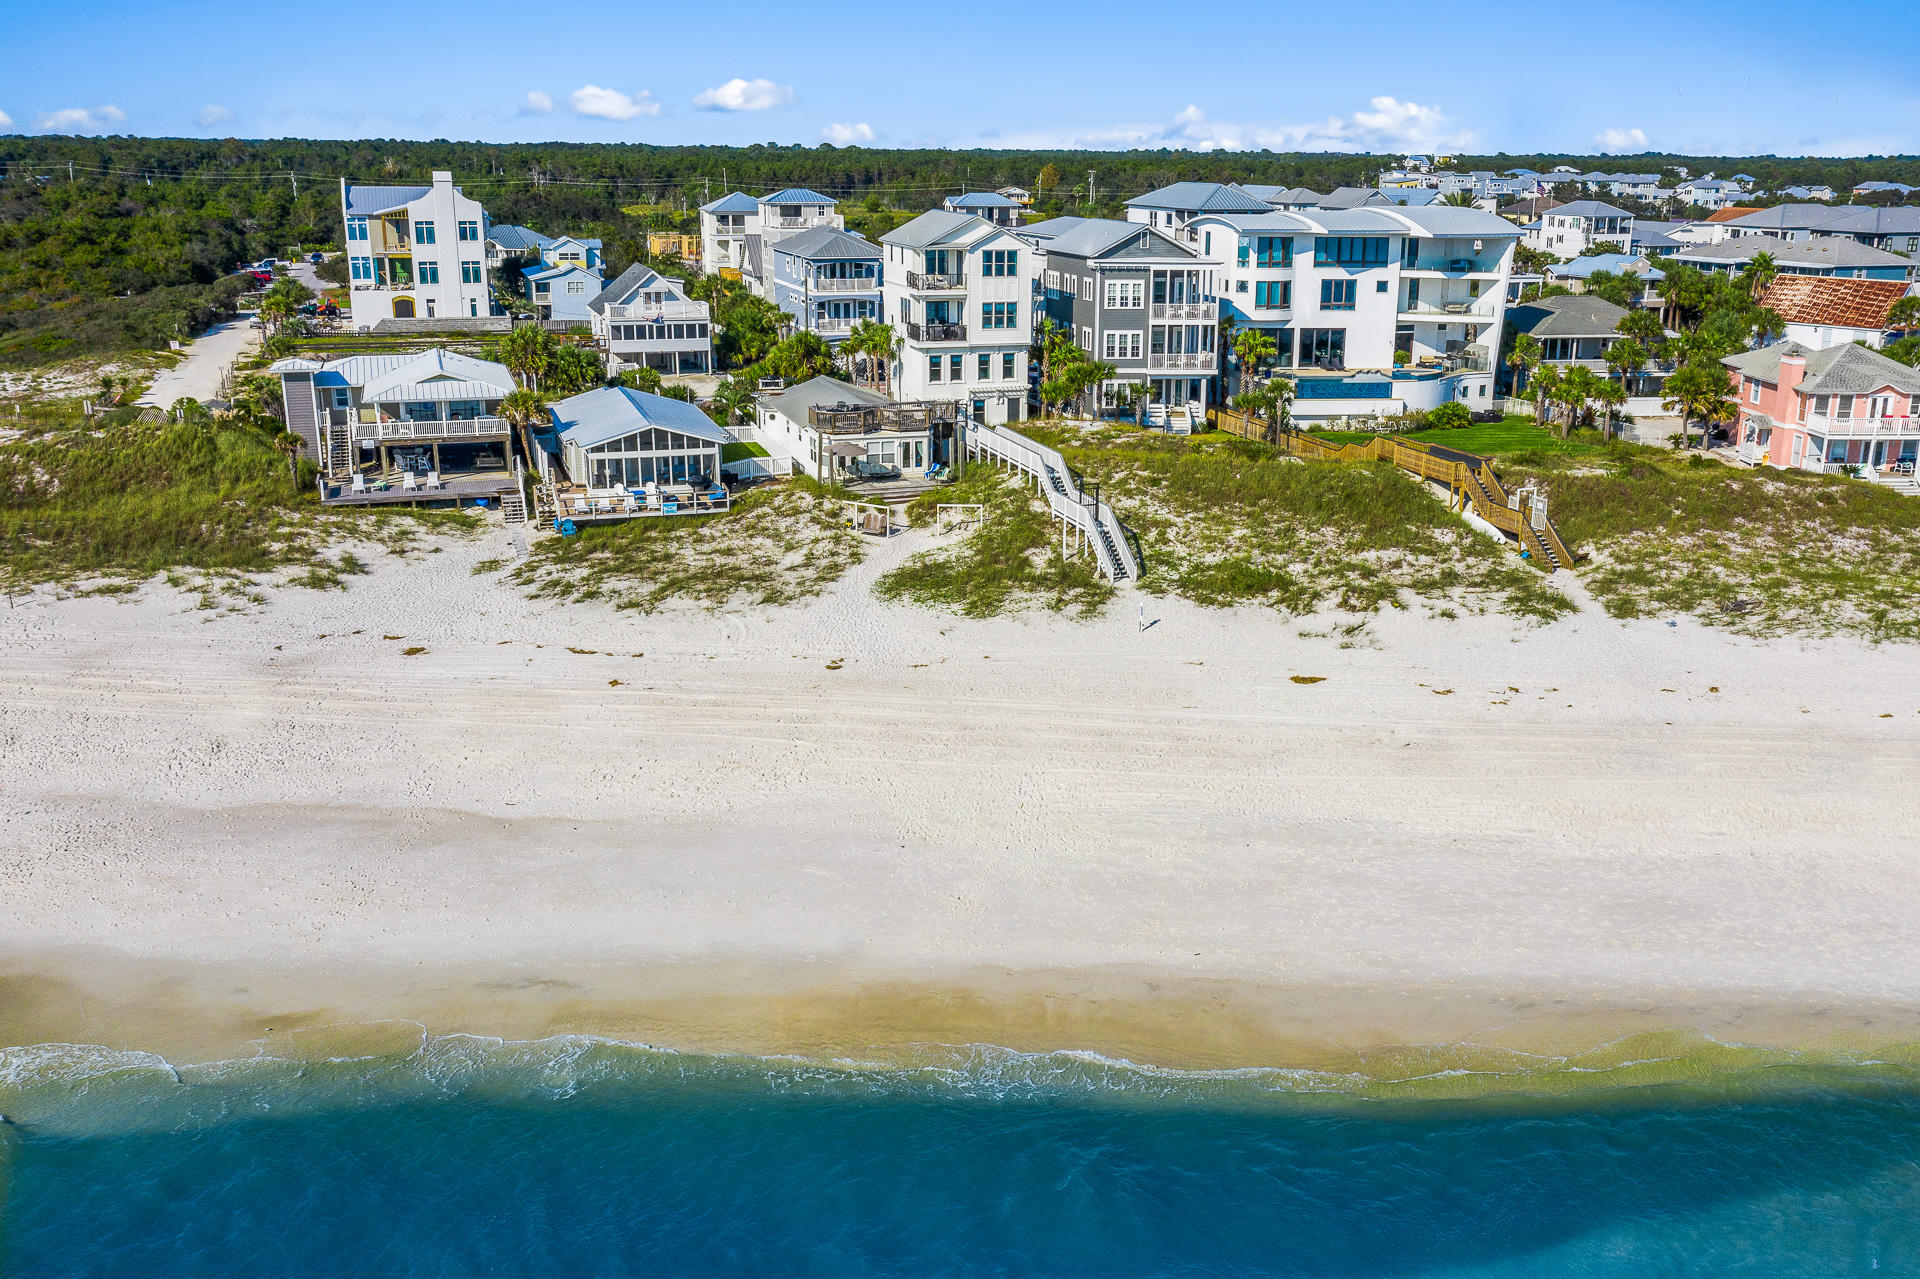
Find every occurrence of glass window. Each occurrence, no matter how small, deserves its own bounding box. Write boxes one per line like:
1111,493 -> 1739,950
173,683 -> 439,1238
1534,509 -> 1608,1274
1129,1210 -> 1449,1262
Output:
1237,241 -> 1249,266
982,302 -> 1018,329
461,262 -> 483,284
1255,237 -> 1292,268
949,354 -> 963,380
418,261 -> 441,284
1313,237 -> 1388,266
347,217 -> 368,241
929,356 -> 942,382
1320,279 -> 1356,310
414,221 -> 436,244
1254,281 -> 1290,309
982,249 -> 1018,276
1003,352 -> 1016,380
458,220 -> 480,241
978,353 -> 992,380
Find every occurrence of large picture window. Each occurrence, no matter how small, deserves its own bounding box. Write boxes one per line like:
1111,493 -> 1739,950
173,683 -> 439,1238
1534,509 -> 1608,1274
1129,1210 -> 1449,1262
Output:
1254,281 -> 1290,309
1320,279 -> 1356,310
982,302 -> 1019,329
1104,280 -> 1143,308
1313,236 -> 1388,266
1298,327 -> 1347,368
981,249 -> 1018,277
1255,236 -> 1292,268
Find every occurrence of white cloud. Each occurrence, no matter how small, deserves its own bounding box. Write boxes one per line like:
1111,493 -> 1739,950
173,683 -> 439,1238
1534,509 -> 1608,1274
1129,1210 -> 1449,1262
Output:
694,78 -> 794,112
1595,127 -> 1649,153
197,104 -> 233,127
0,109 -> 12,129
34,104 -> 127,133
521,90 -> 554,115
569,85 -> 660,122
990,97 -> 1472,154
821,122 -> 874,145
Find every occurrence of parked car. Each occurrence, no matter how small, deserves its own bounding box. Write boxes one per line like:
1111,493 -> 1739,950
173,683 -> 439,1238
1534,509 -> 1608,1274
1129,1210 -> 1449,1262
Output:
248,270 -> 274,286
308,252 -> 325,264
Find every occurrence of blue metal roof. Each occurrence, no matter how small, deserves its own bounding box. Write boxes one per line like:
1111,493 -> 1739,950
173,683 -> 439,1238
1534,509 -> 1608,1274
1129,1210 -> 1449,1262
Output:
761,187 -> 836,205
701,191 -> 760,214
549,387 -> 730,450
948,192 -> 1018,208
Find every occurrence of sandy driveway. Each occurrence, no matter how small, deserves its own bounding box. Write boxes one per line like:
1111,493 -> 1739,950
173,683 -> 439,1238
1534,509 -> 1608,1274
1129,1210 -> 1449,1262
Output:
137,313 -> 260,406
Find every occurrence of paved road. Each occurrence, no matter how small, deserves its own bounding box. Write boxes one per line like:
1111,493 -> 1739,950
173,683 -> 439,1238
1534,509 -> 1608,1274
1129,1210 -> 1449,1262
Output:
138,312 -> 261,407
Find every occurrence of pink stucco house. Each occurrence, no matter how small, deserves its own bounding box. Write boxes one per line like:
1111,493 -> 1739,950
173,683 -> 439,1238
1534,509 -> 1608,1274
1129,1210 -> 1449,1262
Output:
1722,340 -> 1920,476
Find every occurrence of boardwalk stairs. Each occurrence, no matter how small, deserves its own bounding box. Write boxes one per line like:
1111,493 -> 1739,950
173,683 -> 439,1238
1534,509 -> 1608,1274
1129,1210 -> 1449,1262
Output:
967,424 -> 1139,583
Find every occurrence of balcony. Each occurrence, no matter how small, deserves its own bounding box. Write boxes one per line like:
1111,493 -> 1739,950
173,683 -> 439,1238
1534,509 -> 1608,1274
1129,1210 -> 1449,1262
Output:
907,321 -> 968,342
905,270 -> 966,291
1398,298 -> 1501,320
1805,413 -> 1916,437
1146,351 -> 1216,371
808,401 -> 963,434
1152,300 -> 1217,321
814,317 -> 857,334
773,216 -> 821,229
604,301 -> 711,322
1403,257 -> 1502,275
812,276 -> 879,293
355,414 -> 512,442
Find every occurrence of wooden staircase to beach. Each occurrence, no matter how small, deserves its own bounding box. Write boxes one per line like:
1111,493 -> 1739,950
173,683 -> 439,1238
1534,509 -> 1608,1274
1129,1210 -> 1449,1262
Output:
1213,408 -> 1582,572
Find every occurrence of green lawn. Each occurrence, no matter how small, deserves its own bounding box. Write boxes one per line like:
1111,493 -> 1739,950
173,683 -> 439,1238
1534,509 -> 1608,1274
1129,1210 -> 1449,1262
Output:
721,441 -> 769,462
1310,416 -> 1608,460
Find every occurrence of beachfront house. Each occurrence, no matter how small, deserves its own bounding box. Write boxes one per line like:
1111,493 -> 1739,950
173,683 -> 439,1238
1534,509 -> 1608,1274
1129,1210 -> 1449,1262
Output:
882,209 -> 1037,425
538,385 -> 731,519
587,264 -> 714,376
1723,340 -> 1920,474
754,375 -> 962,483
768,227 -> 883,343
341,170 -> 493,327
1503,294 -> 1675,411
698,191 -> 760,279
271,348 -> 521,507
1525,201 -> 1634,258
1023,216 -> 1218,414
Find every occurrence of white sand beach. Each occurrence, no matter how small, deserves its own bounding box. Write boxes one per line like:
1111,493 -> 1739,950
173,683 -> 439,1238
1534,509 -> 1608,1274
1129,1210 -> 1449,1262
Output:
3,523 -> 1919,1065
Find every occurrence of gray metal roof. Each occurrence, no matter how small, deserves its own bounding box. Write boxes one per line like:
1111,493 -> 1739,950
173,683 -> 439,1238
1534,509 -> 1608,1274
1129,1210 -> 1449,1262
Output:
1723,204 -> 1920,236
1125,181 -> 1272,214
1308,208 -> 1406,233
1671,238 -> 1915,271
761,187 -> 836,205
701,191 -> 760,214
1550,200 -> 1635,219
487,224 -> 553,252
1188,211 -> 1318,234
549,386 -> 730,450
1314,187 -> 1396,210
1013,216 -> 1095,244
884,209 -> 993,250
343,184 -> 432,216
760,375 -> 890,421
1506,294 -> 1632,339
359,349 -> 516,401
1032,218 -> 1195,261
771,226 -> 881,261
947,192 -> 1019,208
522,261 -> 601,283
1723,340 -> 1920,396
1386,205 -> 1524,237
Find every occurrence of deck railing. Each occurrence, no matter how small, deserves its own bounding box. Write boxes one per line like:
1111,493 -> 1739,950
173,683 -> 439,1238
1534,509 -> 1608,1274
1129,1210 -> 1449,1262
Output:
1211,407 -> 1579,571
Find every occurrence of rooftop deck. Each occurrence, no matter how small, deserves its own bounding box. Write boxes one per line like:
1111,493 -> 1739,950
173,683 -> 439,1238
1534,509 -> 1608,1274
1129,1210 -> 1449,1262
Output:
806,400 -> 964,434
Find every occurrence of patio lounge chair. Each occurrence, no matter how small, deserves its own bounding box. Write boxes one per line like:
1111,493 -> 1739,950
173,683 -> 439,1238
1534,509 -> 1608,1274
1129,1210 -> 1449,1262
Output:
621,494 -> 638,513
574,497 -> 591,516
423,472 -> 442,491
350,473 -> 366,495
401,472 -> 419,492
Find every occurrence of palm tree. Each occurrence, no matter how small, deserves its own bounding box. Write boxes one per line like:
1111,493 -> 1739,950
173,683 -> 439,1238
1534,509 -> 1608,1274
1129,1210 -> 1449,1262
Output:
843,318 -> 897,392
1231,328 -> 1278,395
1661,360 -> 1735,451
1888,295 -> 1920,333
1739,250 -> 1779,303
497,387 -> 549,472
499,324 -> 556,391
1529,364 -> 1563,431
1559,366 -> 1606,436
1592,377 -> 1628,440
1505,333 -> 1541,402
1605,337 -> 1648,398
1441,190 -> 1476,207
1122,380 -> 1153,423
708,377 -> 756,426
275,430 -> 305,483
97,373 -> 120,407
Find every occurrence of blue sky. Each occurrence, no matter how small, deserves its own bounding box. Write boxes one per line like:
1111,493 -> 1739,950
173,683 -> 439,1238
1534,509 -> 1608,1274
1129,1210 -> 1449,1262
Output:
3,0 -> 1916,158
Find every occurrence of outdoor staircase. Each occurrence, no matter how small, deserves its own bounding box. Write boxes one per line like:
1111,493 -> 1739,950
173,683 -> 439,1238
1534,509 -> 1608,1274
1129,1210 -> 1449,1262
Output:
968,423 -> 1137,583
499,489 -> 527,523
1867,469 -> 1920,498
326,424 -> 351,476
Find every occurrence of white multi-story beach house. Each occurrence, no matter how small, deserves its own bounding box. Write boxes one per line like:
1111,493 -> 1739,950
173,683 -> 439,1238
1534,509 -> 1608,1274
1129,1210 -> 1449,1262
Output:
882,209 -> 1037,424
1184,203 -> 1520,420
753,375 -> 964,483
1123,182 -> 1274,241
697,191 -> 759,278
587,264 -> 714,376
341,171 -> 492,328
1525,200 -> 1635,257
767,227 -> 883,344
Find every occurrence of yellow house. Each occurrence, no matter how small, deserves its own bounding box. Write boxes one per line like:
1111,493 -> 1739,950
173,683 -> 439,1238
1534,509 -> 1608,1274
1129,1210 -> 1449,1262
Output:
647,232 -> 701,260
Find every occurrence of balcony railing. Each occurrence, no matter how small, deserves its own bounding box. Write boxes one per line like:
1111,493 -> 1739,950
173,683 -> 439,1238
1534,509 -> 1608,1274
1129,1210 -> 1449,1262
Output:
907,321 -> 967,342
1805,413 -> 1915,437
350,279 -> 414,291
604,301 -> 710,322
1152,300 -> 1217,321
1399,298 -> 1501,319
814,317 -> 857,334
807,400 -> 963,434
773,216 -> 819,229
1146,351 -> 1216,371
357,415 -> 512,441
906,270 -> 966,290
813,276 -> 879,293
1404,258 -> 1501,274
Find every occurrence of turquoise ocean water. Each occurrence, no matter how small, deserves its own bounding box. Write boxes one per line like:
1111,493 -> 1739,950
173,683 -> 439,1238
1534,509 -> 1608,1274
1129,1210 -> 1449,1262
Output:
4,1034 -> 1920,1276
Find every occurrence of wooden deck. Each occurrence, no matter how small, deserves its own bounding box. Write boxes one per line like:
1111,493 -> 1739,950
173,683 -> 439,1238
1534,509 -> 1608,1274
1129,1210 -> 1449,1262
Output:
320,472 -> 518,507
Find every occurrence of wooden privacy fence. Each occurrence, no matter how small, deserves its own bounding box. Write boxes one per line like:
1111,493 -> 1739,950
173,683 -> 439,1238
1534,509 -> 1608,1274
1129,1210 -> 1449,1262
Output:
1210,408 -> 1580,572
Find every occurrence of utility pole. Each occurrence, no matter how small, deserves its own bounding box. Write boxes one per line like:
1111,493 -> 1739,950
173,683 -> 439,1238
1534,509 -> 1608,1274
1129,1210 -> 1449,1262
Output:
1087,170 -> 1095,208
68,160 -> 74,183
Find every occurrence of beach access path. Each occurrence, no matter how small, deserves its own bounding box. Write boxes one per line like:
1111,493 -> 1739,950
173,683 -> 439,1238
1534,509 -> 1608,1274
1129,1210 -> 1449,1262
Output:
1,524 -> 1918,1060
137,313 -> 259,407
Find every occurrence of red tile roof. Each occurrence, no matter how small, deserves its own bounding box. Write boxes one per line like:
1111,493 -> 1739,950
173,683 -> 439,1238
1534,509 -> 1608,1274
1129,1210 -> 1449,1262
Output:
1705,206 -> 1765,223
1758,275 -> 1912,329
